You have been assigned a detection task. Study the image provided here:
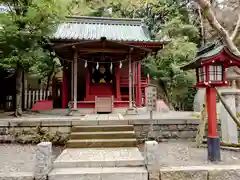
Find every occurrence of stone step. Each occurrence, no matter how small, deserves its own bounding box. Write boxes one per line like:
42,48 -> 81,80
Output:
66,139 -> 137,148
49,167 -> 148,180
71,125 -> 134,132
69,131 -> 136,139
54,147 -> 144,168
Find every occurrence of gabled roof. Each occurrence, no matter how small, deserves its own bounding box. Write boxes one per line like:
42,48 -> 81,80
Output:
51,16 -> 167,43
181,43 -> 240,70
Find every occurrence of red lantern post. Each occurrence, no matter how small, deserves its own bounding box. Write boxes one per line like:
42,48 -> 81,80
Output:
181,44 -> 240,162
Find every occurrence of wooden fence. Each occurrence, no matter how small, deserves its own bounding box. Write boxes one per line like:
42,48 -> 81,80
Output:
24,89 -> 51,109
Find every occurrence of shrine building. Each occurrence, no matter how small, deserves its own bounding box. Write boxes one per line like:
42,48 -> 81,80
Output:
50,16 -> 167,112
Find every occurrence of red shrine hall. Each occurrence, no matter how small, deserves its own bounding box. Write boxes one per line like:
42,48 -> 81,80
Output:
51,16 -> 167,111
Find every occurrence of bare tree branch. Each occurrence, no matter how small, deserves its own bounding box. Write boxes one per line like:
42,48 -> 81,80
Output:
231,14 -> 240,41
196,0 -> 240,56
198,4 -> 205,46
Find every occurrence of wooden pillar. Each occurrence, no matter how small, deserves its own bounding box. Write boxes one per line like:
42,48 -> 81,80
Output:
86,68 -> 90,100
206,87 -> 220,161
115,66 -> 121,100
132,62 -> 135,105
136,62 -> 142,107
129,54 -> 133,108
71,61 -> 74,101
73,52 -> 78,110
62,68 -> 68,108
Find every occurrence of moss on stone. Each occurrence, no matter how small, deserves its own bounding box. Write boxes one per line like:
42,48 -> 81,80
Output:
9,126 -> 69,145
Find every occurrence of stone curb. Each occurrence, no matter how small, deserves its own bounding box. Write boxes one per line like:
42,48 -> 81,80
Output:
159,165 -> 240,180
0,172 -> 34,180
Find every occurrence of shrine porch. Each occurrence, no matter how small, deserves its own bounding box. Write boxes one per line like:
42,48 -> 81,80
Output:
77,100 -> 129,108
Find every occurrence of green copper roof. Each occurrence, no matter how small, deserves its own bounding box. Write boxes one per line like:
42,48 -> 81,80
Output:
181,44 -> 240,70
51,16 -> 165,43
195,45 -> 224,61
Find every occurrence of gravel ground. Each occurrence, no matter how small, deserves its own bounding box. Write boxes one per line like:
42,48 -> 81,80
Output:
0,141 -> 239,173
0,144 -> 63,173
138,140 -> 240,167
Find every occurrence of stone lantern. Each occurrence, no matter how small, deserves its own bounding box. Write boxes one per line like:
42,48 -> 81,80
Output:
181,43 -> 240,162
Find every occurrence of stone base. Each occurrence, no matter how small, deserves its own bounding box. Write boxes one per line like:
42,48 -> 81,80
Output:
208,137 -> 221,162
125,108 -> 138,115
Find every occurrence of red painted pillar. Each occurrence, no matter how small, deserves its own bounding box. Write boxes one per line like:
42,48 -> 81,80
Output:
86,69 -> 90,100
62,69 -> 68,108
115,66 -> 121,100
206,87 -> 220,161
133,63 -> 136,104
136,62 -> 142,107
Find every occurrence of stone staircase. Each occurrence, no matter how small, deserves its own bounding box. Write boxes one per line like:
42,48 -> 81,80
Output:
66,125 -> 137,148
49,122 -> 147,180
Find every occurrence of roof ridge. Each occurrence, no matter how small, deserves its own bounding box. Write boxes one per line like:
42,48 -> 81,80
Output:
65,16 -> 143,26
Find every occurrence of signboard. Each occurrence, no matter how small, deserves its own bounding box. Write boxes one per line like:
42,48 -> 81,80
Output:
146,85 -> 157,110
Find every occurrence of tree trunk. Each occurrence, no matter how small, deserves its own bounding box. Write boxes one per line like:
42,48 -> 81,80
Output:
198,4 -> 206,47
45,62 -> 56,100
15,65 -> 23,117
196,0 -> 240,56
45,73 -> 51,100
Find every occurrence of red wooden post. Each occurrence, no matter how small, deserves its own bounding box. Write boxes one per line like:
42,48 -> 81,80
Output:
86,69 -> 90,100
133,62 -> 136,104
206,87 -> 220,161
136,62 -> 142,107
115,66 -> 121,100
62,69 -> 68,108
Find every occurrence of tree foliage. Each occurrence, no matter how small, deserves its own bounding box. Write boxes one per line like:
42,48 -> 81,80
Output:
0,0 -> 66,69
0,0 -> 67,115
144,18 -> 198,110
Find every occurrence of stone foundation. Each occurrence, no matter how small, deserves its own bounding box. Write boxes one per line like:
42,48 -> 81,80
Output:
0,118 -> 239,143
134,124 -> 198,140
